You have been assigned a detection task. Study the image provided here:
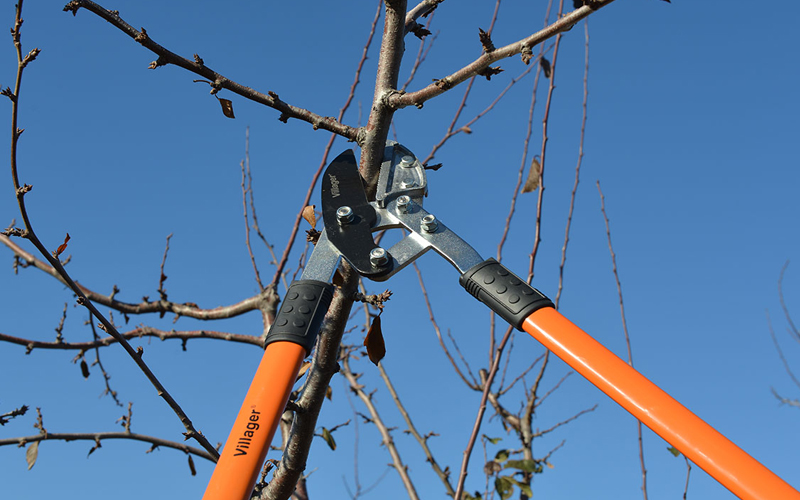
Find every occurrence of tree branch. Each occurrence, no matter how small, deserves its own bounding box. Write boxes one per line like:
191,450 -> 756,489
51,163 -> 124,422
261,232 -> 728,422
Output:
389,1 -> 616,109
62,0 -> 360,142
359,0 -> 408,196
0,431 -> 216,462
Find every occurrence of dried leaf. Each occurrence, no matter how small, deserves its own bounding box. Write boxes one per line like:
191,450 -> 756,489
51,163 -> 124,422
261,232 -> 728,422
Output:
521,157 -> 541,193
325,386 -> 333,400
302,205 -> 317,229
55,233 -> 70,257
540,58 -> 552,79
484,460 -> 503,475
296,361 -> 312,381
80,359 -> 90,379
321,427 -> 336,450
188,455 -> 197,476
218,98 -> 235,119
363,315 -> 386,366
26,441 -> 38,470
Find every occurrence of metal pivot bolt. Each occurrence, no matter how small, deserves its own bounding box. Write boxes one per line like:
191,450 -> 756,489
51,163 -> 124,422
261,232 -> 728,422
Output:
369,247 -> 390,267
401,179 -> 417,188
336,206 -> 354,225
400,155 -> 415,168
396,195 -> 411,214
421,214 -> 438,233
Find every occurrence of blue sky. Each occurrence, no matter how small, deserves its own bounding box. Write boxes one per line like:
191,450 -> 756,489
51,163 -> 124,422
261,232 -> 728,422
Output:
1,1 -> 799,499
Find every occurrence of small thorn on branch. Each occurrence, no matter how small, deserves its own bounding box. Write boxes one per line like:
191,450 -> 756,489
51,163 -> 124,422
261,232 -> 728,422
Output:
193,53 -> 204,66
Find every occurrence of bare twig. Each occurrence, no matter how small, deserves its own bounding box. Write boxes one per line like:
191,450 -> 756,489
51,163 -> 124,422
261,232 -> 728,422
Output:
241,128 -> 265,291
452,326 -> 515,500
270,0 -> 382,288
413,262 -> 478,388
389,0 -> 618,109
63,0 -> 361,142
1,233 -> 269,321
0,326 -> 262,353
0,431 -> 216,462
554,20 -> 590,308
340,353 -> 420,500
597,180 -> 648,500
156,233 -> 173,302
6,1 -> 217,459
778,261 -> 799,343
378,362 -> 455,496
0,405 -> 28,426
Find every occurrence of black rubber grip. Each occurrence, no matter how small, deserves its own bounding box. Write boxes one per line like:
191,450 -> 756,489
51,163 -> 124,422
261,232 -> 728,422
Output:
459,258 -> 554,330
264,280 -> 334,355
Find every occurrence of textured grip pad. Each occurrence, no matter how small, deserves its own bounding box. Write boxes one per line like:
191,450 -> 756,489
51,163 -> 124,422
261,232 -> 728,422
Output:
459,258 -> 554,330
264,280 -> 334,354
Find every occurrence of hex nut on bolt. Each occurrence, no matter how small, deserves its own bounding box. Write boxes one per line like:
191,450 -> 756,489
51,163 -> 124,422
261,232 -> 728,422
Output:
336,206 -> 354,225
421,214 -> 438,233
396,195 -> 411,214
400,155 -> 415,168
369,247 -> 390,267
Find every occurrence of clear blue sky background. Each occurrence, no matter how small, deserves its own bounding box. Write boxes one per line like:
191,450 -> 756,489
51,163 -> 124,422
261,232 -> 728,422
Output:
1,1 -> 798,499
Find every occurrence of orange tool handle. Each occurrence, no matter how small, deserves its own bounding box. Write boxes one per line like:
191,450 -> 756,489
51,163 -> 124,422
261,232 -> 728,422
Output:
203,279 -> 333,500
203,341 -> 305,500
524,307 -> 800,500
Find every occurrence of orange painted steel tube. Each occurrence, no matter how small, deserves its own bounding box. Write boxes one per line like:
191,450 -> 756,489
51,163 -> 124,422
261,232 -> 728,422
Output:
524,307 -> 800,500
203,341 -> 306,500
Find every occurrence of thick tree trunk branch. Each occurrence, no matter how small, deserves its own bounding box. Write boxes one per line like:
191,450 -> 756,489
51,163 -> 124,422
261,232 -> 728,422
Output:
359,0 -> 408,196
261,266 -> 359,500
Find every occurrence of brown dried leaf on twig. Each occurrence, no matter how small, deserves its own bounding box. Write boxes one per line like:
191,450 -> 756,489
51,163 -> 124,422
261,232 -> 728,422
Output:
188,455 -> 197,476
540,57 -> 552,79
522,157 -> 541,193
218,98 -> 235,119
364,315 -> 386,366
26,441 -> 38,470
54,233 -> 70,258
302,205 -> 317,228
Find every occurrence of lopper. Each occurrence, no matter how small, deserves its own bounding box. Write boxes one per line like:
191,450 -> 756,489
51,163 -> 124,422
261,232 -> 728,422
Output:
203,143 -> 800,500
